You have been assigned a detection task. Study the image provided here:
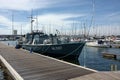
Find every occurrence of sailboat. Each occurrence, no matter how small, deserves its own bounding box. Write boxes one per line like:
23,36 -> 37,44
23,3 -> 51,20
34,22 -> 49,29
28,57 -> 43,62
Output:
86,39 -> 112,48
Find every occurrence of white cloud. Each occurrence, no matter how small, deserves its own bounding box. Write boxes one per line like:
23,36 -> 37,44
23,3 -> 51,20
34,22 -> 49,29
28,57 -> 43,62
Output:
36,13 -> 85,26
107,12 -> 120,17
0,0 -> 88,34
0,16 -> 12,34
0,28 -> 11,35
0,0 -> 53,11
0,15 -> 12,27
106,12 -> 120,22
0,13 -> 80,34
0,15 -> 29,34
0,0 -> 88,11
0,13 -> 119,35
31,13 -> 85,34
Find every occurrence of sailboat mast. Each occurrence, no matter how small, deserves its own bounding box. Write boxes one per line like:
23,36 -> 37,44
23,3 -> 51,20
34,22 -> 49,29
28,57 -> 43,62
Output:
21,24 -> 22,35
83,23 -> 86,38
12,12 -> 14,35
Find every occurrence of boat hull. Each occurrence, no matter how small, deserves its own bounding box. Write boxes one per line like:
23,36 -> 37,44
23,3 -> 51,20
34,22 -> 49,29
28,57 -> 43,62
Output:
22,42 -> 85,59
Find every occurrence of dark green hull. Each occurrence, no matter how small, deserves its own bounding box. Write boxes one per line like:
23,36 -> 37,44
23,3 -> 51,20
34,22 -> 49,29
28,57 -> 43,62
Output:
22,42 -> 85,59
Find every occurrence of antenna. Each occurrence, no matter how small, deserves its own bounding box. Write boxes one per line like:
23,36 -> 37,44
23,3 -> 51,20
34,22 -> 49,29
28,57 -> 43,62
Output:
28,10 -> 34,33
36,11 -> 38,30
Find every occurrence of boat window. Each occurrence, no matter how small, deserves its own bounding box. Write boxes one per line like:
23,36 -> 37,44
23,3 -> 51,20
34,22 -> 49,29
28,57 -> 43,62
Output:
26,34 -> 32,44
40,34 -> 44,36
34,34 -> 39,44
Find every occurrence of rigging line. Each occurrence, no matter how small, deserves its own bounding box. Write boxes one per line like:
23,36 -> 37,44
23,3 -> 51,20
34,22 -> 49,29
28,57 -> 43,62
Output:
58,42 -> 85,59
87,0 -> 95,37
40,44 -> 51,54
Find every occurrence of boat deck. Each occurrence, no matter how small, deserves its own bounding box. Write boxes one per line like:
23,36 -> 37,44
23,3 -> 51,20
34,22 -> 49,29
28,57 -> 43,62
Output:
0,43 -> 95,80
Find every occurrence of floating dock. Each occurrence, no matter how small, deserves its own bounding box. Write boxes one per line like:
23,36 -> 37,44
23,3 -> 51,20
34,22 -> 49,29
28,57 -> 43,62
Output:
102,52 -> 120,60
0,43 -> 120,80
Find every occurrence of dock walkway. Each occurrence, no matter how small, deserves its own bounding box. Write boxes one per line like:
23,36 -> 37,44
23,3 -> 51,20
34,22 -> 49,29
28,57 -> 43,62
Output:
0,43 -> 120,80
0,43 -> 95,80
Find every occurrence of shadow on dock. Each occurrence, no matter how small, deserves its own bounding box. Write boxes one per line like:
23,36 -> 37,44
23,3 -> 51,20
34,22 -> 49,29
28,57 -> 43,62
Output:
41,54 -> 80,65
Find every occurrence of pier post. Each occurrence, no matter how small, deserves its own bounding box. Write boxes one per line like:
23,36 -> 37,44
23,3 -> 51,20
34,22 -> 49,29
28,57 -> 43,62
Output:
111,64 -> 117,71
30,48 -> 33,53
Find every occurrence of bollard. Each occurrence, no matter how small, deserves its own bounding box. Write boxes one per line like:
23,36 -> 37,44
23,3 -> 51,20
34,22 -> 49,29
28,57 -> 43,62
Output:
111,64 -> 117,71
30,48 -> 33,53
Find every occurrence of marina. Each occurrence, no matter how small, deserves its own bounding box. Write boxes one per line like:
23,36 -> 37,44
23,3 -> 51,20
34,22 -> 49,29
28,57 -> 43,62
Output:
0,40 -> 120,80
2,40 -> 120,71
0,0 -> 120,80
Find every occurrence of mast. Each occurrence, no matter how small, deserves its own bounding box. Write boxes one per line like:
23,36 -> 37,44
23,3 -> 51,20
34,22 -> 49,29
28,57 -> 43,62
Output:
75,21 -> 76,35
21,24 -> 22,35
35,11 -> 38,30
36,16 -> 38,30
31,12 -> 34,33
28,10 -> 34,33
87,0 -> 95,36
83,23 -> 86,38
12,12 -> 14,35
49,23 -> 51,34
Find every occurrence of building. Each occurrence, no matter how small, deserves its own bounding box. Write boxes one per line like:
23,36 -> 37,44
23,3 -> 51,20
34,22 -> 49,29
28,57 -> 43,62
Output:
13,30 -> 17,35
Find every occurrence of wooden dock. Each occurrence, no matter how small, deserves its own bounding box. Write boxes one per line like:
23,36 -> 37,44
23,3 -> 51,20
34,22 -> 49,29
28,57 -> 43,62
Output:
70,71 -> 120,80
0,43 -> 96,80
0,43 -> 120,80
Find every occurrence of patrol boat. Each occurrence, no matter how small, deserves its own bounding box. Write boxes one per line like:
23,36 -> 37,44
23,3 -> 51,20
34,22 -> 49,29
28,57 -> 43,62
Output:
22,31 -> 85,59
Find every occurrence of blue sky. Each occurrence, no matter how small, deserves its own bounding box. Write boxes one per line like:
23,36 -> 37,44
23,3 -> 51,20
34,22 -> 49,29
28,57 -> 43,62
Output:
0,0 -> 120,35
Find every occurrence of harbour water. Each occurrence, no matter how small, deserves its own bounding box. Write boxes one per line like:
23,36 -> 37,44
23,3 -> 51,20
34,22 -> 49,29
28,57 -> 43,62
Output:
79,46 -> 120,71
1,41 -> 120,71
1,41 -> 17,47
0,69 -> 4,80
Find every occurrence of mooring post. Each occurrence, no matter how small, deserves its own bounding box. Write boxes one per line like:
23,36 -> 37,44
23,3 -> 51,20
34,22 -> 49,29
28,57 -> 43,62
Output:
30,48 -> 33,53
111,64 -> 117,71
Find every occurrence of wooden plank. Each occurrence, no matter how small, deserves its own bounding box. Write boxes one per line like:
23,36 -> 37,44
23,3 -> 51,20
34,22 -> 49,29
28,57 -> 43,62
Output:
69,71 -> 120,80
0,43 -> 96,80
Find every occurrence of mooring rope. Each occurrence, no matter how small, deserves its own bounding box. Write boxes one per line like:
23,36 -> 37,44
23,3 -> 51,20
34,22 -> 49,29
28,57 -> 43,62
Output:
58,42 -> 85,59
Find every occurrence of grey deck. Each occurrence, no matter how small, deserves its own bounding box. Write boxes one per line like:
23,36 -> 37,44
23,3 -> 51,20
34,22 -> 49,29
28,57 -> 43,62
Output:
70,71 -> 120,80
0,43 -> 95,80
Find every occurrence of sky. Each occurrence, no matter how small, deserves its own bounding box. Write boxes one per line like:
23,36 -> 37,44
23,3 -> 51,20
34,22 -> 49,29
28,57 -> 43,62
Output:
0,0 -> 120,36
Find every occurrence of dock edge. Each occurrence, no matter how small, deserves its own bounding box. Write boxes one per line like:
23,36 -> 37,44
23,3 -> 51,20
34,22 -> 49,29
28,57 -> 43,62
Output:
0,55 -> 24,80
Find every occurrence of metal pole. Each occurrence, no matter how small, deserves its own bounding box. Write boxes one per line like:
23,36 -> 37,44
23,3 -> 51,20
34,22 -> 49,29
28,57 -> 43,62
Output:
12,12 -> 14,35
